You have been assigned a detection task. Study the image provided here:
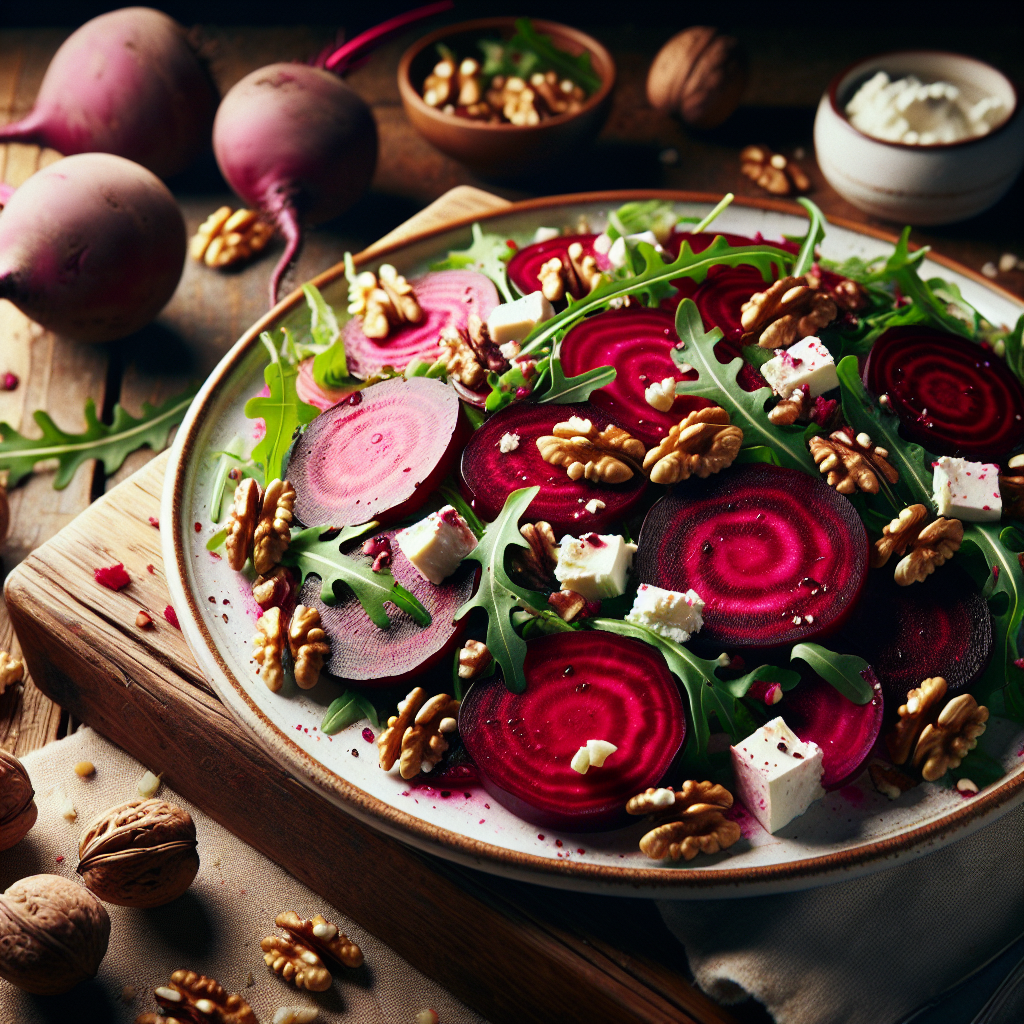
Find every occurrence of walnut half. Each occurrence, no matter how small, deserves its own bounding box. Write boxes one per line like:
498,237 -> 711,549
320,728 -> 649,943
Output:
537,416 -> 646,484
809,429 -> 899,495
626,780 -> 741,862
740,274 -> 836,349
378,688 -> 460,780
253,478 -> 295,576
886,676 -> 948,766
642,407 -> 742,484
151,969 -> 256,1024
913,694 -> 989,782
288,605 -> 329,690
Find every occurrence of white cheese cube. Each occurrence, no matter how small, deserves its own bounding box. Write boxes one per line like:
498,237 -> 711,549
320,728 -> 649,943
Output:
486,291 -> 555,346
592,232 -> 613,255
607,230 -> 660,270
625,583 -> 705,643
532,226 -> 560,243
932,456 -> 1001,521
760,336 -> 838,399
395,505 -> 478,585
730,718 -> 825,834
554,533 -> 637,602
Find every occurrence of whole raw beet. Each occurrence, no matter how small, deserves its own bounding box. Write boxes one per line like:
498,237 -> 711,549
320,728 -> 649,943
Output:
0,153 -> 186,342
0,8 -> 217,179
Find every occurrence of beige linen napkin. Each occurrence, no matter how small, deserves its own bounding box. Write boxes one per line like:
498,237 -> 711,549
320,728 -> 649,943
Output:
1,727 -> 488,1024
659,803 -> 1024,1024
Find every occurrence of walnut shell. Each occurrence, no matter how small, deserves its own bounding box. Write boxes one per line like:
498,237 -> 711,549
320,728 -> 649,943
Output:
647,27 -> 748,129
0,873 -> 110,994
0,750 -> 38,851
77,798 -> 199,908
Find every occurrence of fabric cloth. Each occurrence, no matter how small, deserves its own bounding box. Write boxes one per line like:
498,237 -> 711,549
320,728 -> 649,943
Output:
660,803 -> 1024,1024
1,728 -> 487,1024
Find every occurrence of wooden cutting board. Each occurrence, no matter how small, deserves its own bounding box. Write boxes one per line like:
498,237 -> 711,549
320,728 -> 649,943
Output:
3,187 -> 743,1024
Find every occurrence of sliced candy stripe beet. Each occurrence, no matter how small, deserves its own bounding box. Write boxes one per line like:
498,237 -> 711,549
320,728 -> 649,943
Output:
558,306 -> 707,448
459,631 -> 685,831
287,377 -> 465,528
863,327 -> 1024,460
343,270 -> 499,378
460,401 -> 648,535
506,234 -> 609,297
299,526 -> 475,686
635,464 -> 868,648
783,669 -> 884,790
846,565 -> 992,708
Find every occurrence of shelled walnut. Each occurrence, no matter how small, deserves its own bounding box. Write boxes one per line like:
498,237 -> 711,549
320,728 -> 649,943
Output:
537,416 -> 645,484
261,934 -> 332,991
740,274 -> 837,349
253,566 -> 290,610
253,606 -> 285,692
914,694 -> 989,781
548,589 -> 587,622
422,56 -> 456,108
517,520 -> 559,588
536,242 -> 604,303
740,145 -> 810,195
378,687 -> 460,780
288,605 -> 329,690
809,429 -> 899,496
253,478 -> 295,575
626,780 -> 741,862
458,639 -> 492,680
148,969 -> 256,1024
225,478 -> 261,571
276,910 -> 363,969
643,407 -> 742,484
190,206 -> 274,268
438,313 -> 508,390
0,749 -> 37,851
0,649 -> 25,696
77,798 -> 199,908
348,264 -> 422,340
0,874 -> 110,994
886,676 -> 948,765
894,518 -> 963,586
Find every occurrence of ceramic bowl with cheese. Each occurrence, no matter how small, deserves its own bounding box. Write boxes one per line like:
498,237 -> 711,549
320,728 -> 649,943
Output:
814,50 -> 1024,225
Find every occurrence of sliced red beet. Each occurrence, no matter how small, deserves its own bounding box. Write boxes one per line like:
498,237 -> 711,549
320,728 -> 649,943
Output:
558,306 -> 708,447
343,270 -> 499,378
635,464 -> 869,648
863,327 -> 1024,460
299,526 -> 475,686
287,377 -> 465,528
506,234 -> 609,297
459,631 -> 685,831
295,357 -> 358,411
460,401 -> 648,535
846,565 -> 992,707
783,668 -> 884,790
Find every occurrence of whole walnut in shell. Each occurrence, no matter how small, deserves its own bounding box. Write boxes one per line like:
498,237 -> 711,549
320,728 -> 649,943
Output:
77,798 -> 199,908
647,27 -> 748,129
0,873 -> 110,994
0,750 -> 37,851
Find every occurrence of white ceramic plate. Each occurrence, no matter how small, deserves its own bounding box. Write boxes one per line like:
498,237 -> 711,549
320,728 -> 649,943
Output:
162,192 -> 1024,898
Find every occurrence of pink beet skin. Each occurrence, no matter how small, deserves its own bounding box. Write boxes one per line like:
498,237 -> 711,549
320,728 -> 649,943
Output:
459,631 -> 685,831
343,270 -> 499,377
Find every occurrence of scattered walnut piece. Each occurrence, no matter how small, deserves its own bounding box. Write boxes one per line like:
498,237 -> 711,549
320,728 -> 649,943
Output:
768,385 -> 813,426
913,694 -> 989,782
253,566 -> 291,609
253,606 -> 285,693
740,145 -> 811,195
287,606 -> 329,690
886,676 -> 948,765
253,478 -> 295,575
225,478 -> 261,571
831,277 -> 869,312
642,407 -> 742,484
548,589 -> 588,622
740,274 -> 837,349
0,650 -> 25,695
868,760 -> 918,800
537,416 -> 646,484
152,969 -> 257,1024
516,520 -> 559,588
261,934 -> 332,992
190,206 -> 274,268
378,688 -> 460,780
894,517 -> 963,586
626,780 -> 741,862
422,56 -> 455,108
458,639 -> 492,680
809,429 -> 899,495
276,910 -> 363,969
348,264 -> 422,340
438,313 -> 507,389
872,504 -> 929,568
273,1007 -> 319,1024
536,243 -> 605,303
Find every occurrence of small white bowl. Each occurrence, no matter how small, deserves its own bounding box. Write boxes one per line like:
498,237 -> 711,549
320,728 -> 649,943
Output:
814,50 -> 1024,225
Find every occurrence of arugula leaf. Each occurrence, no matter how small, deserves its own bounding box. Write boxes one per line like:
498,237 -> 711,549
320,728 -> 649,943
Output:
283,525 -> 430,630
303,283 -> 357,391
606,200 -> 679,244
724,663 -> 801,699
1003,314 -> 1024,386
321,690 -> 380,734
210,435 -> 245,523
517,237 -> 793,361
0,388 -> 196,490
792,198 -> 828,277
431,222 -> 515,303
734,445 -> 781,467
790,643 -> 874,704
536,358 -> 616,404
958,523 -> 1024,719
509,18 -> 602,93
673,299 -> 817,474
836,355 -> 934,508
245,334 -> 319,484
455,487 -> 547,693
206,528 -> 228,552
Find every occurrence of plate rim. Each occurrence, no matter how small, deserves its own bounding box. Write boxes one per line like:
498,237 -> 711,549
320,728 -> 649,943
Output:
162,189 -> 1024,895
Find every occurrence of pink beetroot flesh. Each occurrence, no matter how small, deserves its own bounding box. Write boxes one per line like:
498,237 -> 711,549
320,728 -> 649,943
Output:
295,357 -> 358,411
558,306 -> 708,447
864,327 -> 1024,460
299,526 -> 475,685
460,401 -> 647,535
459,631 -> 685,830
783,668 -> 884,790
635,464 -> 868,648
343,270 -> 499,377
287,377 -> 464,528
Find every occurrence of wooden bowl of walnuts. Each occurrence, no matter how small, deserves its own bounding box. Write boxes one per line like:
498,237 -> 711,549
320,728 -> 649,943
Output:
398,17 -> 615,178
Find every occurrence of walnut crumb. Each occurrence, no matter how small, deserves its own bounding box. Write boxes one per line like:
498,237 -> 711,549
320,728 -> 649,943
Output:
584,499 -> 605,514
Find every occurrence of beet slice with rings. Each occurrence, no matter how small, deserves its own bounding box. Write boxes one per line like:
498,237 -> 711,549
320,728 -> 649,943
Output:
634,464 -> 869,648
782,668 -> 884,790
558,306 -> 708,448
287,376 -> 466,528
845,565 -> 993,708
295,356 -> 357,411
299,526 -> 476,686
506,233 -> 610,297
460,401 -> 648,535
459,630 -> 686,831
343,270 -> 499,377
863,327 -> 1024,460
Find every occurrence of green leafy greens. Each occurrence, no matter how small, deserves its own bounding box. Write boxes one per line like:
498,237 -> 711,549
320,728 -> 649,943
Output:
431,222 -> 515,303
789,643 -> 874,704
536,357 -> 615,404
321,690 -> 380,735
